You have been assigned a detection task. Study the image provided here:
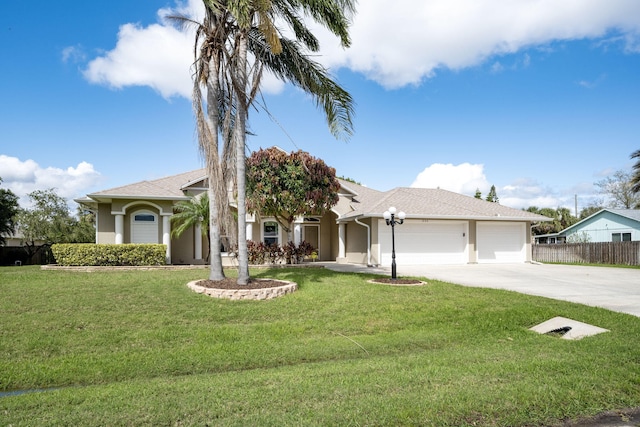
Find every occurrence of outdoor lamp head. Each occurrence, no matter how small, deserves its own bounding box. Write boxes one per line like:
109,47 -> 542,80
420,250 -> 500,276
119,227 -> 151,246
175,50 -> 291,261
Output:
388,206 -> 397,215
398,211 -> 406,220
383,211 -> 391,220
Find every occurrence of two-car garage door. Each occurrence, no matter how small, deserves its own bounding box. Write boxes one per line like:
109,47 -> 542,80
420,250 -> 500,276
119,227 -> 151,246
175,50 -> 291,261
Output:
379,220 -> 526,265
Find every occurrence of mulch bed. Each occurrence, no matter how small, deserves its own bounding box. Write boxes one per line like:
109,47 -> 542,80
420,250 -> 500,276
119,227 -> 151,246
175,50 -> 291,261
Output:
196,278 -> 289,290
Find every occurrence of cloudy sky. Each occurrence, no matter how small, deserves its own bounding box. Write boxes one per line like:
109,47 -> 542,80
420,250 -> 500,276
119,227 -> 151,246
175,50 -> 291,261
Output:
2,0 -> 639,213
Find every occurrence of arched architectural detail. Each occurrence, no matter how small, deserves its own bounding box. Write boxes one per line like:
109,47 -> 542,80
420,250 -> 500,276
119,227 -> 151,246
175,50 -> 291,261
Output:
112,200 -> 170,216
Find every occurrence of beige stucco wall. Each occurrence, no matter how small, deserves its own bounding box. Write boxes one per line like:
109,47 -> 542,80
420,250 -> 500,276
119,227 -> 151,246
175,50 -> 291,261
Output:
319,213 -> 335,261
344,220 -> 369,264
468,220 -> 477,263
96,204 -> 115,244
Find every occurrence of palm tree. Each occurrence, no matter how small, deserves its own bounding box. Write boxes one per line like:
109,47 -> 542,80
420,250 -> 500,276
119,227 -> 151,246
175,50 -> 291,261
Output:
222,0 -> 356,285
183,0 -> 355,284
172,4 -> 236,280
171,193 -> 211,261
631,149 -> 640,194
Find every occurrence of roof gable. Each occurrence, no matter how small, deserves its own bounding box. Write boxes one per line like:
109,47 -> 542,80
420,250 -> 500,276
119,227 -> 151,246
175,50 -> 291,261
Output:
87,169 -> 206,201
559,209 -> 640,236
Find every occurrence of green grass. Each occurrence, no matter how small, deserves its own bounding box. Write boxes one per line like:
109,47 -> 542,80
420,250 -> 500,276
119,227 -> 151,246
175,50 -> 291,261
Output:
1,266 -> 639,426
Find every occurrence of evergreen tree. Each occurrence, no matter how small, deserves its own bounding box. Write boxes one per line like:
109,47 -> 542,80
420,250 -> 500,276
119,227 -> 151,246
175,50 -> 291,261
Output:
486,185 -> 499,203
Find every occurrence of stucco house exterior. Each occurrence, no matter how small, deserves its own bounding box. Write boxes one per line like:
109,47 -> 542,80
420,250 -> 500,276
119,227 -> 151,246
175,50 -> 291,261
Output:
535,209 -> 640,244
77,169 -> 549,266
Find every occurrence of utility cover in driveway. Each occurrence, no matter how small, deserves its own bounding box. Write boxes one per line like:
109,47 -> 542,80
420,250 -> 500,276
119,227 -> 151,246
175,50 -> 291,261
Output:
530,316 -> 609,340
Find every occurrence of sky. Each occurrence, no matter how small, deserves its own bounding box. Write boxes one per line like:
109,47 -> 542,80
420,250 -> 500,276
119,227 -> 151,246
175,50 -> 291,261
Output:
1,0 -> 639,214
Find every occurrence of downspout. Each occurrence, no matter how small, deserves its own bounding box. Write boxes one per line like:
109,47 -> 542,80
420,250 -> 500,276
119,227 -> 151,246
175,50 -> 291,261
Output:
354,217 -> 373,267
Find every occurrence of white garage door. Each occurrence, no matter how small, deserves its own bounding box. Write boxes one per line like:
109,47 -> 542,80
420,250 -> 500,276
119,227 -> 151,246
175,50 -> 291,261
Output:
477,222 -> 526,263
380,220 -> 467,265
131,211 -> 159,244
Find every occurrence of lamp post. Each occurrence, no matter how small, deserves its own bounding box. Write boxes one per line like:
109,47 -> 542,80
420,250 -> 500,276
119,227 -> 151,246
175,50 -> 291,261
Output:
383,207 -> 405,279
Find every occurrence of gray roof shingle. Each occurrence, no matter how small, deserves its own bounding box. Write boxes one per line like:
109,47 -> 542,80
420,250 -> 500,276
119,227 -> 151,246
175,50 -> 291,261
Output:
85,171 -> 548,222
88,169 -> 206,200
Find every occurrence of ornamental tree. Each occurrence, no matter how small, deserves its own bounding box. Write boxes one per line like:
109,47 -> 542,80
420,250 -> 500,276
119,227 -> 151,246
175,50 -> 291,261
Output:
246,147 -> 340,241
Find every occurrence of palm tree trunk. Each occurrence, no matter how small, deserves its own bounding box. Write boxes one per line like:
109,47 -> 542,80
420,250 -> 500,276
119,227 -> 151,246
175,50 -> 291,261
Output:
234,30 -> 250,285
205,57 -> 226,281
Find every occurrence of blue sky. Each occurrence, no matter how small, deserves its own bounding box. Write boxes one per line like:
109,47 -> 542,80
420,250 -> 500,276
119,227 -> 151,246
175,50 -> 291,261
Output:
2,0 -> 639,214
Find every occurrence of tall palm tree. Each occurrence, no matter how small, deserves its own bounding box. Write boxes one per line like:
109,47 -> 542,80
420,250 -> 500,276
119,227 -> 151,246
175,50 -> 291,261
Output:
631,149 -> 640,194
173,4 -> 235,280
222,0 -> 356,285
171,193 -> 211,261
187,0 -> 356,284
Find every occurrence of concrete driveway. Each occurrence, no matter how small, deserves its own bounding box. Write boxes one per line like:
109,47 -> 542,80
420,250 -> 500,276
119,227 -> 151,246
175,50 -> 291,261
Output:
394,263 -> 640,317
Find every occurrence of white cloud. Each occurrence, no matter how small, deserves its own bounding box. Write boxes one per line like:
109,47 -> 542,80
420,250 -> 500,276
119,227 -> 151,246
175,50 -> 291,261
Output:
411,163 -> 490,195
410,168 -> 601,211
61,45 -> 86,64
82,0 -> 284,100
0,155 -> 102,207
80,0 -> 640,97
315,0 -> 640,88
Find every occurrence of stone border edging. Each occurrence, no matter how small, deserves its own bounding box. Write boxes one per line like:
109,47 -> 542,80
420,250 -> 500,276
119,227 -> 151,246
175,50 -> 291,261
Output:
187,279 -> 298,300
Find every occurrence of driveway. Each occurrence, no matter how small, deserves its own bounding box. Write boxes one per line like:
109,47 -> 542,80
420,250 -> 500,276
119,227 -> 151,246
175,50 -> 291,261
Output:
394,263 -> 640,317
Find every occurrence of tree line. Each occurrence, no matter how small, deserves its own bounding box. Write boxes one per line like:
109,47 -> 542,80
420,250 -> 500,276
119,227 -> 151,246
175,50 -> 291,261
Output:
0,178 -> 95,263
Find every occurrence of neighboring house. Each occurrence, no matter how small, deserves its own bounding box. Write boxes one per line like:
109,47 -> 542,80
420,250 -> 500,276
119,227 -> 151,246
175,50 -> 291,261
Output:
542,209 -> 640,244
1,229 -> 46,247
77,169 -> 549,266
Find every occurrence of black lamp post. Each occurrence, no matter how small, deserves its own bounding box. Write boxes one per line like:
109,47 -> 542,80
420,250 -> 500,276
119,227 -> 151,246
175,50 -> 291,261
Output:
383,207 -> 405,279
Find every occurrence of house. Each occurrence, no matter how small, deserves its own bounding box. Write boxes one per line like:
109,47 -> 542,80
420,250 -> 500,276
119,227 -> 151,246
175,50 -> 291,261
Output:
77,169 -> 549,266
540,209 -> 640,243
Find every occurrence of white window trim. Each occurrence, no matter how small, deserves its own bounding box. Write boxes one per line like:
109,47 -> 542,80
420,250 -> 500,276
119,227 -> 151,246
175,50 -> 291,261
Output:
262,219 -> 280,246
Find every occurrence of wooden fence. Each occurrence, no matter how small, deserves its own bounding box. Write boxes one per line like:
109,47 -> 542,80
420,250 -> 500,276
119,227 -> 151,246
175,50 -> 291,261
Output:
533,241 -> 640,266
0,245 -> 52,266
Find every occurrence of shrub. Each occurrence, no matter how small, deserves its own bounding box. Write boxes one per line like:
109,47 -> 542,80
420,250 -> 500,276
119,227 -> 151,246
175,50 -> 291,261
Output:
51,244 -> 166,266
283,240 -> 315,264
242,240 -> 315,265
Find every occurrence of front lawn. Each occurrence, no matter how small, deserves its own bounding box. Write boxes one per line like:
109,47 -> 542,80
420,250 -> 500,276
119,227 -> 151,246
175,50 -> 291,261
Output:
1,266 -> 639,426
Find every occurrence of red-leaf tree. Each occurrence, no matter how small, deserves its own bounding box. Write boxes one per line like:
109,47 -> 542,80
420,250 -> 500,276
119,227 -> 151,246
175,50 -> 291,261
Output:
246,147 -> 340,241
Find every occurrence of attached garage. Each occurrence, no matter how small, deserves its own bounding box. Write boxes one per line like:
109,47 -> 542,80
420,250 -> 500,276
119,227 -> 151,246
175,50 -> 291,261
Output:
476,221 -> 526,263
379,220 -> 468,265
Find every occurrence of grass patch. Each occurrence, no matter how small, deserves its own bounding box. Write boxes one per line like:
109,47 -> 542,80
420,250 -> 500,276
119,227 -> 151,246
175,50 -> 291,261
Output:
1,266 -> 639,426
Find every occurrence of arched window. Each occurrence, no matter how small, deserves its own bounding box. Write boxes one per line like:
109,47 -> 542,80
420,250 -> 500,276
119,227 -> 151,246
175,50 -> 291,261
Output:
131,210 -> 159,243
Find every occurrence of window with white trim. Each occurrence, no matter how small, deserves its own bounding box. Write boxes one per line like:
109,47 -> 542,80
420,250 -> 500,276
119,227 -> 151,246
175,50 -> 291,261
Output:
263,221 -> 279,246
612,232 -> 631,242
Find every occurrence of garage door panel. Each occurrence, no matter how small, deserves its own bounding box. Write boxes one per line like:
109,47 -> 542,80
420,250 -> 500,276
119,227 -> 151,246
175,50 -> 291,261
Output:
477,222 -> 525,263
380,221 -> 467,265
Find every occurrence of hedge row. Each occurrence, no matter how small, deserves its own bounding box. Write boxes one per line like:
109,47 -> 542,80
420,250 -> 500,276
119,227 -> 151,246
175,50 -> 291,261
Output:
51,244 -> 167,266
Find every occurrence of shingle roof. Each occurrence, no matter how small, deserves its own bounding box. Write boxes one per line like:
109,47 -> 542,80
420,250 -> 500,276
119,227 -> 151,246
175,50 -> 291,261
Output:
338,186 -> 549,222
84,170 -> 548,222
87,169 -> 206,200
610,209 -> 640,222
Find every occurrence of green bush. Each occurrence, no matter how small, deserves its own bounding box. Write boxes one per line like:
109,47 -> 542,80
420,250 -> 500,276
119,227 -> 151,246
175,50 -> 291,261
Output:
51,244 -> 167,266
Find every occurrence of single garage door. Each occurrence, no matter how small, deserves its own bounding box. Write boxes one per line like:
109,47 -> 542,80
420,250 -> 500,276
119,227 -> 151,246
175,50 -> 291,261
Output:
477,221 -> 525,263
380,220 -> 467,265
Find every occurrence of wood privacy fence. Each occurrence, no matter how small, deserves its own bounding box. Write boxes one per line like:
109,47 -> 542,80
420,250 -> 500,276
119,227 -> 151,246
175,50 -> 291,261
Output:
533,241 -> 640,266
